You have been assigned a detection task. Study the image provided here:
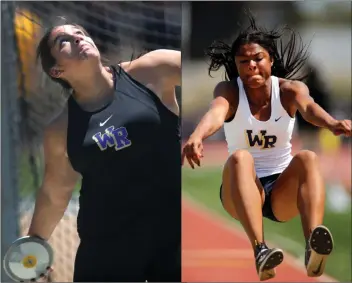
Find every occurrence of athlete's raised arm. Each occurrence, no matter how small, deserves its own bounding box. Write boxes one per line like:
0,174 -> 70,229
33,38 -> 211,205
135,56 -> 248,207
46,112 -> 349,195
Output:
141,49 -> 181,88
123,49 -> 181,115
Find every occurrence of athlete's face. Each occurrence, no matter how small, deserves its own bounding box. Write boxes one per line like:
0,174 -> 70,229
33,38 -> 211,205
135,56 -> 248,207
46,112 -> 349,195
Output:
48,25 -> 100,79
234,43 -> 273,88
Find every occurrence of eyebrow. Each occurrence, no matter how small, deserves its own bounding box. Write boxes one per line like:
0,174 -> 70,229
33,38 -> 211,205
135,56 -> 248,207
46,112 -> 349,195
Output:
237,52 -> 264,57
72,28 -> 84,34
52,29 -> 85,46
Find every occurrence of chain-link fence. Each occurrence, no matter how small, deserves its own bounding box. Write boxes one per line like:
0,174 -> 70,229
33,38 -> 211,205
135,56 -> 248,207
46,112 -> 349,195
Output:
1,2 -> 181,281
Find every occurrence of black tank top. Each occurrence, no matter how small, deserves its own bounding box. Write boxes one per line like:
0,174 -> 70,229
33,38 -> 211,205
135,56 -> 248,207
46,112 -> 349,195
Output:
67,65 -> 180,239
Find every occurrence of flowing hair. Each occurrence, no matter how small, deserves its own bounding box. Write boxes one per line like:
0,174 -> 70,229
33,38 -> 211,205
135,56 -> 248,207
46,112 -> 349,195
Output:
205,10 -> 311,81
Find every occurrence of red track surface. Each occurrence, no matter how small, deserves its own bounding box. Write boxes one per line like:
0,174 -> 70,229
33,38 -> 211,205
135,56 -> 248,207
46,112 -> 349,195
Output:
181,198 -> 337,282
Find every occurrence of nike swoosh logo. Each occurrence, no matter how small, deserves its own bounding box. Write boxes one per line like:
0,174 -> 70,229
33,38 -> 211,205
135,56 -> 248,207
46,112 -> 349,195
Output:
275,117 -> 282,122
99,115 -> 113,127
312,259 -> 324,275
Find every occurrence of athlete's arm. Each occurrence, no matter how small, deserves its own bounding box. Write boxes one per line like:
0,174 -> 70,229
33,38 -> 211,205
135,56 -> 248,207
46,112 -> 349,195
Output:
191,81 -> 236,141
122,49 -> 181,114
28,108 -> 80,240
139,49 -> 181,87
182,81 -> 237,168
125,49 -> 181,88
283,80 -> 338,129
143,49 -> 181,115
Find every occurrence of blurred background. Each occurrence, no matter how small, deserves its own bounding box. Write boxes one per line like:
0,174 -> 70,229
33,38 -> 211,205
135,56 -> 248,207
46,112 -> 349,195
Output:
1,1 -> 181,282
182,1 -> 351,282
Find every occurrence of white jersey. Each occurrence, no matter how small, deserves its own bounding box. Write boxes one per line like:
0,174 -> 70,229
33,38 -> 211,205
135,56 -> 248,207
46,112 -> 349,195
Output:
223,76 -> 295,178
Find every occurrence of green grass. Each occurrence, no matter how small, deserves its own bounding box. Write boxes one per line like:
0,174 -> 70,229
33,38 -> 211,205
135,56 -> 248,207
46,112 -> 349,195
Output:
182,167 -> 352,282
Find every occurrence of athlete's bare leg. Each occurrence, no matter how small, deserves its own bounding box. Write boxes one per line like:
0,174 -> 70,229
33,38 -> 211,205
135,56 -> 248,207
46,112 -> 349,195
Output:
270,150 -> 332,277
221,149 -> 283,281
221,149 -> 265,249
270,150 -> 325,239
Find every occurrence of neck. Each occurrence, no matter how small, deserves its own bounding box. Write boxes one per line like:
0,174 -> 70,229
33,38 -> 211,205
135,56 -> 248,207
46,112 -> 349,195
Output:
70,65 -> 114,105
244,78 -> 272,106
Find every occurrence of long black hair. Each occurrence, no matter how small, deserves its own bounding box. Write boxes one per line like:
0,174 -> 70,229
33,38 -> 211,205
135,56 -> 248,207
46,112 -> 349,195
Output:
205,10 -> 311,82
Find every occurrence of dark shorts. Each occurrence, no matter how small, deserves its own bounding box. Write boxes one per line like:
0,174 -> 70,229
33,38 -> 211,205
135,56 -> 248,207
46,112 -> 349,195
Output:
220,173 -> 282,222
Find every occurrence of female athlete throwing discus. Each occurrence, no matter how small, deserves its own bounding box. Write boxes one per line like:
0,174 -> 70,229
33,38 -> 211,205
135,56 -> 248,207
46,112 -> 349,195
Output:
5,19 -> 181,282
182,12 -> 351,281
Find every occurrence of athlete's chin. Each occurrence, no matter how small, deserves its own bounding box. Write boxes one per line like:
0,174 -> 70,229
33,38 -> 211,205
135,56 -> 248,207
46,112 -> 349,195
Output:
79,50 -> 100,61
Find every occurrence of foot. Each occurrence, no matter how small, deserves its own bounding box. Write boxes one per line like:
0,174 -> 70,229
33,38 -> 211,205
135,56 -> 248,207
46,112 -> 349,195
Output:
305,225 -> 334,277
255,243 -> 284,281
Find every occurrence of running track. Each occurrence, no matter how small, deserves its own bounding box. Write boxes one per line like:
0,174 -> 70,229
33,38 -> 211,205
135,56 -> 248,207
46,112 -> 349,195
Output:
182,197 -> 337,282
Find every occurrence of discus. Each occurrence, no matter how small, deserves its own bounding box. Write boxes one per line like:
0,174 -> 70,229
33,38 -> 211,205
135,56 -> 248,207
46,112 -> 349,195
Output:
3,236 -> 53,282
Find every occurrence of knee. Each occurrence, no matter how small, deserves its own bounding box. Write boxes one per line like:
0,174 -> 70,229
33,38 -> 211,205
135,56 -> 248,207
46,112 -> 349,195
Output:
294,150 -> 318,164
228,149 -> 254,166
294,150 -> 318,172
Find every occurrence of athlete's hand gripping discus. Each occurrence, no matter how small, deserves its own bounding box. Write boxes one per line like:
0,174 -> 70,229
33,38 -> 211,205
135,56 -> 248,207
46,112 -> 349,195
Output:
3,236 -> 54,282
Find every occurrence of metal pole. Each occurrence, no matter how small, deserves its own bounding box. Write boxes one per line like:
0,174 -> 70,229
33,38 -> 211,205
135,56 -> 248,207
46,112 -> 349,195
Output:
1,2 -> 21,282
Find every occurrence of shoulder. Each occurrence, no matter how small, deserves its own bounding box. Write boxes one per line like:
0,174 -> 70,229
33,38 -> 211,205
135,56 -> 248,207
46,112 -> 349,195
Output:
120,49 -> 181,88
279,78 -> 309,96
212,80 -> 239,119
214,80 -> 237,94
213,80 -> 239,103
140,49 -> 181,66
138,49 -> 180,67
278,78 -> 312,113
120,49 -> 181,72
